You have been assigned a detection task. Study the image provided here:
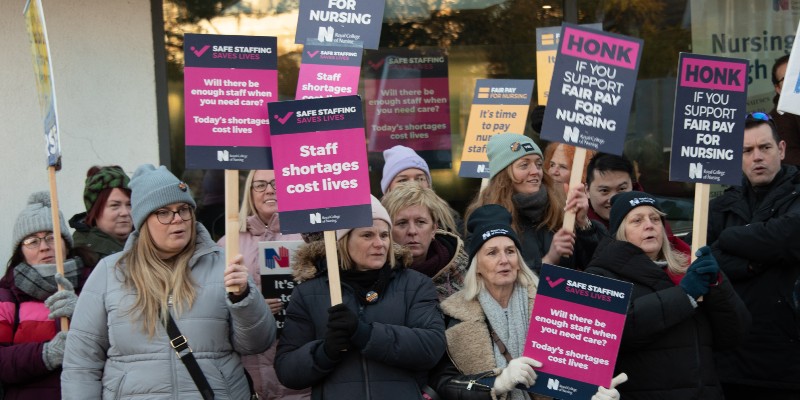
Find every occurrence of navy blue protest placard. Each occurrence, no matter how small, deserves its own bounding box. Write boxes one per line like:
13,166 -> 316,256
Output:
258,240 -> 304,334
524,263 -> 632,399
295,0 -> 386,50
669,53 -> 748,185
184,34 -> 278,169
267,95 -> 372,234
459,79 -> 535,178
540,24 -> 643,155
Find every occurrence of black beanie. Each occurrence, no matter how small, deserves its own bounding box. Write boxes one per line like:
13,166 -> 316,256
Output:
467,204 -> 522,264
608,191 -> 663,235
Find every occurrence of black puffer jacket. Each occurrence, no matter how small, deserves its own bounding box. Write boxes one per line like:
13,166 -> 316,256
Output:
585,238 -> 750,400
707,165 -> 800,390
275,241 -> 446,400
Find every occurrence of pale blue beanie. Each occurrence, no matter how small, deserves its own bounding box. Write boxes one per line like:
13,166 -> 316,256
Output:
130,164 -> 196,231
381,145 -> 431,194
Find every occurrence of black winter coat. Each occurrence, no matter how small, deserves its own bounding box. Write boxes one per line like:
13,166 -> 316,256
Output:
274,241 -> 446,400
707,165 -> 800,390
585,238 -> 750,400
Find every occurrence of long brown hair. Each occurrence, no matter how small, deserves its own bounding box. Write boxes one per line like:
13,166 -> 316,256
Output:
119,215 -> 198,338
465,164 -> 566,234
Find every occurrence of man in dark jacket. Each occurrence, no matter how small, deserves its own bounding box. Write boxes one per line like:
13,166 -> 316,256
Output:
708,112 -> 800,400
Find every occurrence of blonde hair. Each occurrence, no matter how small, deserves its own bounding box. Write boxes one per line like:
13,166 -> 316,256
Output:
460,250 -> 538,301
119,213 -> 198,338
238,170 -> 259,232
381,182 -> 457,233
465,164 -> 565,234
615,206 -> 689,275
336,225 -> 396,271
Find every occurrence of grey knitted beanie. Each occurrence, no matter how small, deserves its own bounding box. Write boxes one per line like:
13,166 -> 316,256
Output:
129,164 -> 196,231
13,191 -> 73,252
486,133 -> 543,180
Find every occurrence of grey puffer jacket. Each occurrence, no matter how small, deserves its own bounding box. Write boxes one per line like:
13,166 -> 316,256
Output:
61,223 -> 275,399
275,241 -> 446,400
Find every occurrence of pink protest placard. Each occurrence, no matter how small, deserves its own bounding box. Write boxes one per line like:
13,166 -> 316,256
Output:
184,33 -> 278,169
296,43 -> 363,100
362,48 -> 452,168
524,263 -> 632,399
267,95 -> 372,234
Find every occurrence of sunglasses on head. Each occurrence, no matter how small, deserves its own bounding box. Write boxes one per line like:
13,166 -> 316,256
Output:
746,112 -> 772,122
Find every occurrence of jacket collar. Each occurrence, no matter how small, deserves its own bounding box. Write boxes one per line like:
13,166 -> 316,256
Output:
291,240 -> 413,283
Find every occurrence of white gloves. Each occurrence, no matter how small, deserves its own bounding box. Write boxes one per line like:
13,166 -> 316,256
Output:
493,357 -> 542,395
591,373 -> 628,400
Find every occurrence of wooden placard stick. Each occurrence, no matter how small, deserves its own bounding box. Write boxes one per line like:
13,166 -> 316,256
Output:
561,147 -> 588,233
324,230 -> 342,305
224,170 -> 241,293
691,183 -> 710,262
48,166 -> 68,331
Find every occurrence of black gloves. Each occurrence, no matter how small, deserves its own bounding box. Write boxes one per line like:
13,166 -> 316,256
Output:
680,246 -> 720,300
322,303 -> 358,359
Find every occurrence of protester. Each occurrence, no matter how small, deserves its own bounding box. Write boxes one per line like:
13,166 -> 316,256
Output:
381,145 -> 464,235
68,165 -> 132,260
381,144 -> 433,194
769,54 -> 800,166
275,195 -> 446,398
543,142 -> 595,187
218,169 -> 307,400
0,191 -> 97,400
381,183 -> 468,300
585,191 -> 750,399
61,164 -> 274,399
429,204 -> 624,400
706,112 -> 800,400
585,153 -> 691,257
465,133 -> 604,273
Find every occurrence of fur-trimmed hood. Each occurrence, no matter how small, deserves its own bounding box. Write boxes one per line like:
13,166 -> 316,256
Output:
291,240 -> 413,283
439,284 -> 537,375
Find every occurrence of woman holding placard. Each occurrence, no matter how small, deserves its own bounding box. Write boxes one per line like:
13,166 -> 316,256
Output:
219,169 -> 307,400
428,204 -> 623,400
465,133 -> 604,273
274,195 -> 445,399
584,191 -> 750,400
0,191 -> 97,400
61,164 -> 274,399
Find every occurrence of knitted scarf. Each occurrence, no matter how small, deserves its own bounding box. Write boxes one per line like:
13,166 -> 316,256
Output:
14,258 -> 82,301
411,238 -> 451,278
341,263 -> 392,306
512,188 -> 549,226
479,284 -> 530,400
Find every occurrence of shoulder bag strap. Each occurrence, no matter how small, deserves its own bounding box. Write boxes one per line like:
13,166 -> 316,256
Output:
485,318 -> 513,363
486,319 -> 537,400
164,311 -> 215,400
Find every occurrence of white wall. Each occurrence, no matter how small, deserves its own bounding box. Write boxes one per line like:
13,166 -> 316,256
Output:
0,0 -> 161,271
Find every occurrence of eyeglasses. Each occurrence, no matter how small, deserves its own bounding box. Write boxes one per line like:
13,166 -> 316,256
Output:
251,180 -> 276,192
153,206 -> 193,224
747,112 -> 772,122
777,77 -> 785,86
22,233 -> 56,249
